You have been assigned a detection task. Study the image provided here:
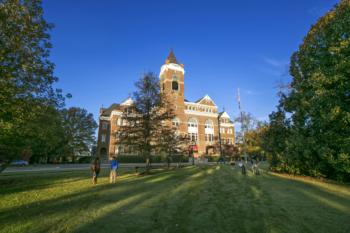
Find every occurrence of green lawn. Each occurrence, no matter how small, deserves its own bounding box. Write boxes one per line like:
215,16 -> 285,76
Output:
0,165 -> 349,233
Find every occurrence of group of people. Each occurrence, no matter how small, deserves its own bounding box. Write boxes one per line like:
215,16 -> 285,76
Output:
90,156 -> 119,185
237,158 -> 260,175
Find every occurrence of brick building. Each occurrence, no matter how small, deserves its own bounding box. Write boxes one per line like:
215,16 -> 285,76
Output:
97,50 -> 235,160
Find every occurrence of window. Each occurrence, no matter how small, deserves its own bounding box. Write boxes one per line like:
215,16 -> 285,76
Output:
188,118 -> 199,142
102,122 -> 108,130
172,117 -> 180,127
188,118 -> 198,128
172,75 -> 179,91
220,128 -> 225,134
101,134 -> 106,143
205,134 -> 214,142
116,145 -> 124,154
205,120 -> 214,129
117,118 -> 121,126
189,133 -> 198,142
204,119 -> 214,141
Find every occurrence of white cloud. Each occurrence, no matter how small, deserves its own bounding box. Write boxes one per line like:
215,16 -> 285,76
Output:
242,89 -> 262,96
260,57 -> 290,77
263,57 -> 288,68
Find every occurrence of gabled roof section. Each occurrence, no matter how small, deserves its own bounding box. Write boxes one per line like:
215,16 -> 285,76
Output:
195,94 -> 217,106
120,97 -> 134,106
219,111 -> 230,119
100,103 -> 120,116
165,49 -> 179,64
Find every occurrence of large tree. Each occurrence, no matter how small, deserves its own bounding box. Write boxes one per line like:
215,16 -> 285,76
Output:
117,72 -> 181,171
61,107 -> 97,163
0,0 -> 65,168
266,0 -> 350,181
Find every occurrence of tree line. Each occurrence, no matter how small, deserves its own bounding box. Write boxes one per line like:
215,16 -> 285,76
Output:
0,0 -> 97,171
246,0 -> 350,182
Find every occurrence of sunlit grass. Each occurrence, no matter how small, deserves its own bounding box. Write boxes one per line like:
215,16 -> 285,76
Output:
0,165 -> 349,233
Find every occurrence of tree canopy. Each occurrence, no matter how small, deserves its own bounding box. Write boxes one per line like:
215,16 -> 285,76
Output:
264,0 -> 350,181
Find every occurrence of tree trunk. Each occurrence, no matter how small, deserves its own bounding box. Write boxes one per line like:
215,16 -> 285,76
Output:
145,157 -> 150,174
167,150 -> 171,169
0,162 -> 10,173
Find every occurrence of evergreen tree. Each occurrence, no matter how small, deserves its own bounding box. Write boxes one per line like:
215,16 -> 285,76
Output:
117,72 -> 179,172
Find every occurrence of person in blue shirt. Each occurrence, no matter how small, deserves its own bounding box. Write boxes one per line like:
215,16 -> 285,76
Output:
110,156 -> 118,183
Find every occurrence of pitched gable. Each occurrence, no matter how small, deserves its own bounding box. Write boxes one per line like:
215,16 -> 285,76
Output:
196,94 -> 217,106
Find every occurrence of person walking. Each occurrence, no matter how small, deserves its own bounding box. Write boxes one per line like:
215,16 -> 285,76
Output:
109,156 -> 118,183
91,157 -> 101,185
238,158 -> 246,175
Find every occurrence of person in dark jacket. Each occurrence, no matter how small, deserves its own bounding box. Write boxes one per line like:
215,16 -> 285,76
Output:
91,157 -> 101,185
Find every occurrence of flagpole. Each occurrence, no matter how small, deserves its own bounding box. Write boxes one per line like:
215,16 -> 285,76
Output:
237,88 -> 246,163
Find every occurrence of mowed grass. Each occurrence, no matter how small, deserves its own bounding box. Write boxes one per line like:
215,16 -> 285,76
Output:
0,165 -> 350,233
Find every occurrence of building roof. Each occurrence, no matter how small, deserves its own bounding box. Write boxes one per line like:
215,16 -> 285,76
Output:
100,97 -> 134,116
219,111 -> 231,119
195,94 -> 217,106
165,49 -> 179,64
120,97 -> 133,106
100,103 -> 120,116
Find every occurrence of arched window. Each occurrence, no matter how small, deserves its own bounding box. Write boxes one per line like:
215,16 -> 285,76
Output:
188,118 -> 198,142
172,75 -> 179,91
172,117 -> 180,127
188,118 -> 198,129
204,119 -> 214,130
205,119 -> 214,142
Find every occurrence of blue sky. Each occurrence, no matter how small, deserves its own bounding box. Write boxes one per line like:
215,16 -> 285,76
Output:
43,0 -> 338,124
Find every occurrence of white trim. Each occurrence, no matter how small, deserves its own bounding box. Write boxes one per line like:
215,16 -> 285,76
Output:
221,123 -> 234,127
100,116 -> 110,121
121,97 -> 133,106
160,63 -> 185,76
196,94 -> 217,106
184,110 -> 218,118
185,101 -> 218,109
111,111 -> 123,116
220,111 -> 230,119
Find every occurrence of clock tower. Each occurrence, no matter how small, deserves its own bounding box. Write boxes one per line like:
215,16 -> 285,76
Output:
159,50 -> 186,132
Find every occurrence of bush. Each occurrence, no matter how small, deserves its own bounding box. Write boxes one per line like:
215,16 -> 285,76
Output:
78,157 -> 92,164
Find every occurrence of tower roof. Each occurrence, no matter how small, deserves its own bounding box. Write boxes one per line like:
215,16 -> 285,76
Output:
165,49 -> 179,64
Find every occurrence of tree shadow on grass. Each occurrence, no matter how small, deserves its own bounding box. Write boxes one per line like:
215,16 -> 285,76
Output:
70,166 -> 218,233
0,170 -> 91,196
2,165 -> 349,233
257,171 -> 350,233
0,168 -> 137,196
0,166 -> 203,233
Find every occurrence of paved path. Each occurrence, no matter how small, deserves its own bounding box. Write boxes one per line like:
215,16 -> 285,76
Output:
2,163 -> 197,174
